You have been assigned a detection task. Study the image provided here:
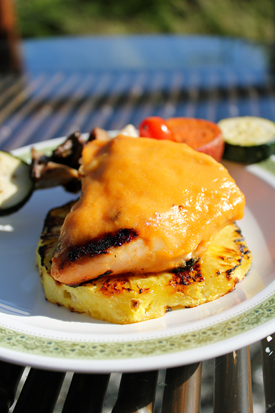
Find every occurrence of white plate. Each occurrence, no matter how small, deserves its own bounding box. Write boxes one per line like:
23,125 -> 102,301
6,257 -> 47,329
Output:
0,138 -> 275,373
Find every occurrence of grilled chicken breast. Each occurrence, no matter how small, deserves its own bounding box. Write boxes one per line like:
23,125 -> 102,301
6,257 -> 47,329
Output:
37,201 -> 252,324
51,136 -> 245,286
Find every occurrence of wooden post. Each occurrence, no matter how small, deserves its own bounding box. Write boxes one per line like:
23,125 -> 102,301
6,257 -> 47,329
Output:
0,0 -> 22,72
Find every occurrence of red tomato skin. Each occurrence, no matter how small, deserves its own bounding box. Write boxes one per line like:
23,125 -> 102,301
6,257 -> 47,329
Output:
139,117 -> 173,140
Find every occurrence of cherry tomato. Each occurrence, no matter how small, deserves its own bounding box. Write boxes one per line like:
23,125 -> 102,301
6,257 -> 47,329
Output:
139,116 -> 173,140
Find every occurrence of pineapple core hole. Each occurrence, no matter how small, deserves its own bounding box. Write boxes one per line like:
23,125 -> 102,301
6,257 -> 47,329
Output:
145,302 -> 153,314
63,291 -> 72,300
131,299 -> 140,310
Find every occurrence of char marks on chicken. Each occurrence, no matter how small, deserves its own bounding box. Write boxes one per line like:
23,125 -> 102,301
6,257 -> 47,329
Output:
51,135 -> 245,286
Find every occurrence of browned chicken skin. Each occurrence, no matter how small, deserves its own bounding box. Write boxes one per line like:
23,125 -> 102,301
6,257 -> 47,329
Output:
51,135 -> 245,286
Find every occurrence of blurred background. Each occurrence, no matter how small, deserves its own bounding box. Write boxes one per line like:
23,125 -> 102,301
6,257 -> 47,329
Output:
12,0 -> 275,43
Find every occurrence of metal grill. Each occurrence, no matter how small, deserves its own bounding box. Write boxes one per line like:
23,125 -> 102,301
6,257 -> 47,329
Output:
0,339 -> 274,412
1,65 -> 274,152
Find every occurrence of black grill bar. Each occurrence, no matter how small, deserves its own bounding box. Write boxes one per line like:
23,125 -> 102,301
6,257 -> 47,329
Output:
261,333 -> 275,411
0,360 -> 24,412
112,370 -> 159,413
13,368 -> 65,413
62,372 -> 110,413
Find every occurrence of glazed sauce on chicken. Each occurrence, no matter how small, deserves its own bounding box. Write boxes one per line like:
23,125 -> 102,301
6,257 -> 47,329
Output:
51,135 -> 245,286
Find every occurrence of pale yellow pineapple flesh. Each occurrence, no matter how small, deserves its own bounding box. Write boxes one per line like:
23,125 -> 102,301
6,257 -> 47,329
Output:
37,201 -> 252,324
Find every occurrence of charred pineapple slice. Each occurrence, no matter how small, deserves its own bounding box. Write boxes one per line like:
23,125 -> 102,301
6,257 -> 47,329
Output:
37,201 -> 252,324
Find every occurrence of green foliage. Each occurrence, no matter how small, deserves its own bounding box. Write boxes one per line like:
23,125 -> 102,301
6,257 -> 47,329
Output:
15,0 -> 274,42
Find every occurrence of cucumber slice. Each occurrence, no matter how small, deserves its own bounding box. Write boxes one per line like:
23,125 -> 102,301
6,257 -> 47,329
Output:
218,116 -> 275,163
0,151 -> 34,216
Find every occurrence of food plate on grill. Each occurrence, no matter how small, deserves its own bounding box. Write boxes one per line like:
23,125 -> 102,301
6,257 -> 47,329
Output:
0,136 -> 274,373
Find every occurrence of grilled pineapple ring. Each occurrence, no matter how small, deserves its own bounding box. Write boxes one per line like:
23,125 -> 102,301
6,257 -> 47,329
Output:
37,201 -> 252,324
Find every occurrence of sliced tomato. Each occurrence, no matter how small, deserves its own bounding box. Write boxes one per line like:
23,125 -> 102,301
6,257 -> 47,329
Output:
138,116 -> 224,162
166,118 -> 220,147
166,117 -> 224,162
139,116 -> 173,140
